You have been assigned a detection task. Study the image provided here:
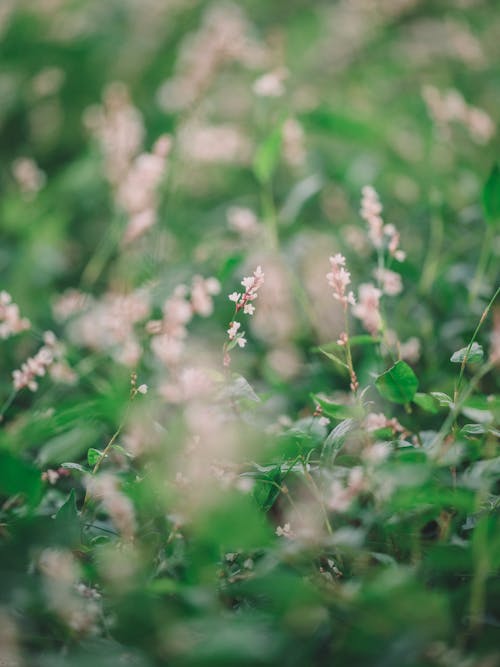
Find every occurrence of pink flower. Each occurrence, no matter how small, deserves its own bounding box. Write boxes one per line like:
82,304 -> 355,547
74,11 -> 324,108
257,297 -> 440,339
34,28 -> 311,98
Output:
227,321 -> 241,340
326,254 -> 356,307
374,268 -> 403,296
352,283 -> 382,335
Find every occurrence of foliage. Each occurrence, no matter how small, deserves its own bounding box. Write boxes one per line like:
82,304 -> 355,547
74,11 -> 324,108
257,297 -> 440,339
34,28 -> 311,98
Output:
0,1 -> 499,666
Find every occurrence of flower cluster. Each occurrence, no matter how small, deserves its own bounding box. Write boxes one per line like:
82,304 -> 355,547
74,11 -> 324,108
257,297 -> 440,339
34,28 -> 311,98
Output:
156,3 -> 268,113
67,289 -> 150,367
352,283 -> 383,336
326,254 -> 355,307
119,135 -> 171,245
86,474 -> 136,542
12,157 -> 46,197
360,186 -> 405,261
0,291 -> 30,339
12,331 -> 59,392
149,276 -> 220,368
225,266 -> 264,361
422,85 -> 495,145
85,83 -> 170,244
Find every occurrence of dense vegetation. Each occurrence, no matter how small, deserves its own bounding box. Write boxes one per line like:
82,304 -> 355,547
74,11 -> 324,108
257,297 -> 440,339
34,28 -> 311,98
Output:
0,1 -> 499,665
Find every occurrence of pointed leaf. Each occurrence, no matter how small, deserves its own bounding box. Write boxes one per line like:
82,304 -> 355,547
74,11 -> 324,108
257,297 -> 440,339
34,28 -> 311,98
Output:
375,361 -> 419,404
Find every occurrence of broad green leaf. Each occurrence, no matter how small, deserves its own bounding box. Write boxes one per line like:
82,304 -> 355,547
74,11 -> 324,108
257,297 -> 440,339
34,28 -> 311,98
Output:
413,392 -> 440,414
450,342 -> 483,364
253,127 -> 282,184
482,163 -> 500,226
375,361 -> 419,404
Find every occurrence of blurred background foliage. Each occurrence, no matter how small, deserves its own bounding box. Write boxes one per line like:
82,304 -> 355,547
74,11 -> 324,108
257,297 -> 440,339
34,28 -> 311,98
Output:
0,1 -> 499,666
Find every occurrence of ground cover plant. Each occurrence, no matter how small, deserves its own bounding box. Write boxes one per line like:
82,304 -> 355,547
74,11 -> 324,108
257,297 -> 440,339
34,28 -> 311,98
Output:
0,1 -> 499,665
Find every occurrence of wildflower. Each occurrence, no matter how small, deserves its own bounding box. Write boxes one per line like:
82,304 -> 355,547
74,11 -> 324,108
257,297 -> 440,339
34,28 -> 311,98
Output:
253,68 -> 288,97
352,283 -> 382,335
227,321 -> 240,340
12,331 -> 59,392
360,187 -> 406,261
227,207 -> 260,236
364,412 -> 404,434
360,186 -> 384,248
228,265 -> 265,314
374,267 -> 403,295
12,157 -> 46,197
328,467 -> 365,513
191,275 -> 220,317
276,522 -> 294,538
0,291 -> 30,339
326,254 -> 355,307
137,384 -> 148,395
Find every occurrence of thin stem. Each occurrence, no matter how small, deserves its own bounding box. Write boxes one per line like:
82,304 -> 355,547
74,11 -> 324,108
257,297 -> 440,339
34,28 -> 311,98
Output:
0,389 -> 17,423
469,224 -> 494,306
454,285 -> 499,404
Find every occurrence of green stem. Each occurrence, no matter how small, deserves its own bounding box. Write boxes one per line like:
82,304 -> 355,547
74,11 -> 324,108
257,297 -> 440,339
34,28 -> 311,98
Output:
469,224 -> 494,305
454,285 -> 499,404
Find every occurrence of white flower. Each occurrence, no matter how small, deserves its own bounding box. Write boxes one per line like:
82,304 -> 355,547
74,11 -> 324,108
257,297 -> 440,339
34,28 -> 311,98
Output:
137,384 -> 148,394
228,292 -> 241,303
243,303 -> 255,315
227,321 -> 241,340
236,336 -> 247,348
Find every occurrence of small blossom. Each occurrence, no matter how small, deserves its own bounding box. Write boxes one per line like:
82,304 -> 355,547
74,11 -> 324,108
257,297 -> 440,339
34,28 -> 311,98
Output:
374,267 -> 403,296
318,416 -> 331,427
243,303 -> 255,315
236,336 -> 247,348
276,522 -> 294,538
227,321 -> 241,340
326,254 -> 355,307
0,291 -> 31,339
229,292 -> 241,303
352,283 -> 382,336
137,384 -> 148,395
253,68 -> 288,97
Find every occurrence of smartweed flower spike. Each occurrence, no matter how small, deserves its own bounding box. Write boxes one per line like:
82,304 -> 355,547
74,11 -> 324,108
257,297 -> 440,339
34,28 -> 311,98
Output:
360,186 -> 405,261
225,266 -> 264,365
326,254 -> 355,309
0,291 -> 31,339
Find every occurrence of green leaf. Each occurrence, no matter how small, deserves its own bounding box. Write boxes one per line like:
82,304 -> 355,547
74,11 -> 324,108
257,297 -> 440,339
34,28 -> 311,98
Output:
54,489 -> 81,547
430,392 -> 454,407
450,342 -> 484,364
482,163 -> 500,226
253,126 -> 282,184
413,392 -> 440,414
87,448 -> 103,466
375,361 -> 419,404
60,462 -> 87,473
460,423 -> 486,436
321,418 -> 357,466
0,450 -> 42,507
318,348 -> 349,369
312,394 -> 363,421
